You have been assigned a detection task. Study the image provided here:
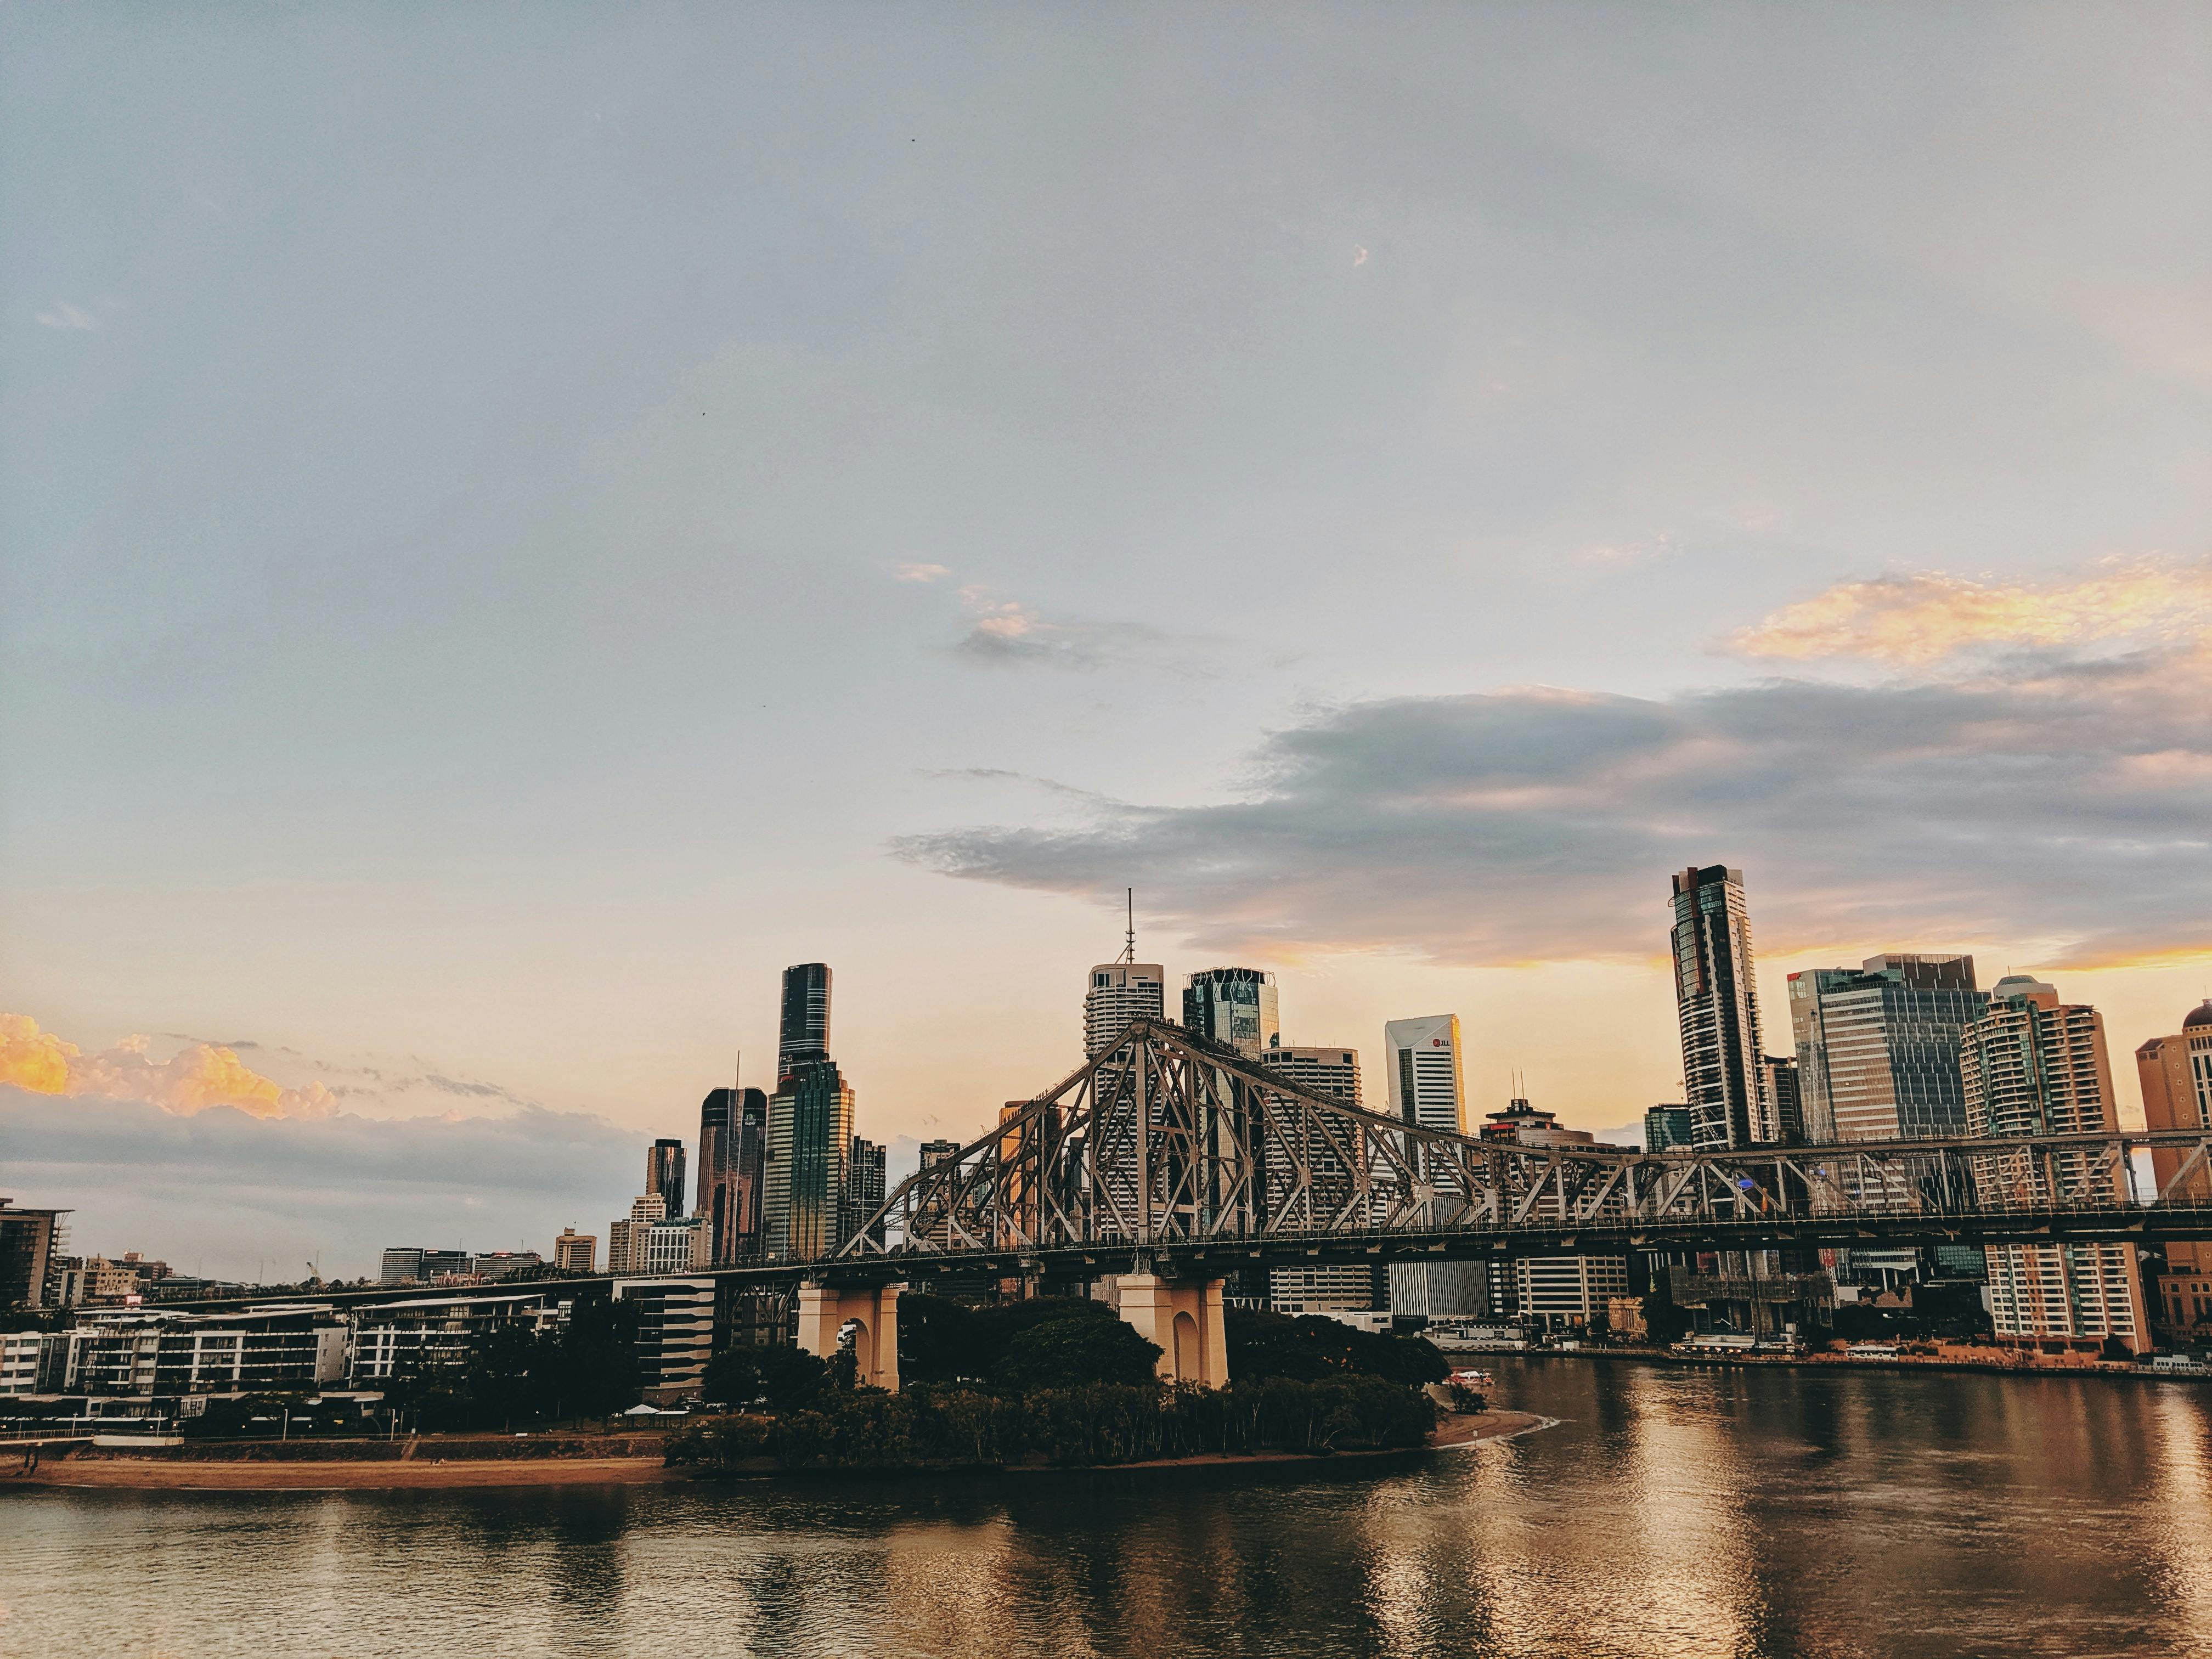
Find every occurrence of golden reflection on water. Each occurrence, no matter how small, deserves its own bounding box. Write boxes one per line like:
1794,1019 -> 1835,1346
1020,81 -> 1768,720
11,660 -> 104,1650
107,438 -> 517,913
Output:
5,1363 -> 2212,1659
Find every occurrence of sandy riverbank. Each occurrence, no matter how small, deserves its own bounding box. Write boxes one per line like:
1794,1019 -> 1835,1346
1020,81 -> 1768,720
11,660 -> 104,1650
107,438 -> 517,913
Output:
7,1454 -> 680,1491
2,1412 -> 1550,1491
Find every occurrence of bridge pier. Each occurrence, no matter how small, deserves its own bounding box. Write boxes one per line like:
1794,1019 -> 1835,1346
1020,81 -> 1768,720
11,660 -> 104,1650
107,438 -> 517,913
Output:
1108,1272 -> 1229,1387
796,1281 -> 904,1391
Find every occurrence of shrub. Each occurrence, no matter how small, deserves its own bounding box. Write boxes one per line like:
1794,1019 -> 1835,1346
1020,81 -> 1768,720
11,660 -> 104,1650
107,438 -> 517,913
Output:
667,1373 -> 1436,1473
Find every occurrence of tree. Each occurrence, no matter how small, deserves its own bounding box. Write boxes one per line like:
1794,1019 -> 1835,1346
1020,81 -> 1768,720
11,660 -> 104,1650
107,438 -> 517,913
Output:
1226,1309 -> 1447,1385
1641,1288 -> 1691,1345
995,1316 -> 1163,1391
549,1296 -> 641,1420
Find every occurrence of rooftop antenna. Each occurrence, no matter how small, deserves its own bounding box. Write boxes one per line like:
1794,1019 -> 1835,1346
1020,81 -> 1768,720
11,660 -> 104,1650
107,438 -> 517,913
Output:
1120,888 -> 1136,964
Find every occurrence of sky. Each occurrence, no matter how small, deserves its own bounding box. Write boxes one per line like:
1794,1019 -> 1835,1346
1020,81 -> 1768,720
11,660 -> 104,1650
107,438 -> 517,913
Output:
3,3 -> 2209,1281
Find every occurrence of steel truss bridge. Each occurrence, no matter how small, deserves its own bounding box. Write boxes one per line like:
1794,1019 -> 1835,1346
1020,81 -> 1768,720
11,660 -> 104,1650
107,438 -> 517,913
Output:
168,1019 -> 2212,1317
816,1019 -> 2212,1288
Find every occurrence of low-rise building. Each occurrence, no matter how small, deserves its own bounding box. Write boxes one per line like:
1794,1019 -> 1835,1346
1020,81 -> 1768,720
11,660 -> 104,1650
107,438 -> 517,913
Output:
379,1247 -> 472,1286
347,1291 -> 566,1384
2157,1271 -> 2212,1334
468,1251 -> 543,1282
1,1198 -> 70,1310
612,1277 -> 714,1402
1,1329 -> 67,1394
64,1306 -> 347,1394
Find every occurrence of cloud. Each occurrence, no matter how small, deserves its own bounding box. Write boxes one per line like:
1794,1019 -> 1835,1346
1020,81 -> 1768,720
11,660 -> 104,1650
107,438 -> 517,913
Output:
1353,245 -> 1369,267
0,1088 -> 639,1281
1728,555 -> 2212,665
0,1015 -> 335,1119
895,647 -> 2212,969
950,584 -> 1206,673
893,561 -> 951,583
35,302 -> 95,330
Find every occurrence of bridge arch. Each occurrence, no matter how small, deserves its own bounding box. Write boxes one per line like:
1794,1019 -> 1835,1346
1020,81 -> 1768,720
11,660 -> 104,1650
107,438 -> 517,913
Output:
1171,1311 -> 1200,1382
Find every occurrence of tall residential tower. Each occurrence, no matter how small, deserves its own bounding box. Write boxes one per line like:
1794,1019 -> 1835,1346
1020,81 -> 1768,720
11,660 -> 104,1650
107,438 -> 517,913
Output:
1962,976 -> 2148,1354
1669,865 -> 1770,1150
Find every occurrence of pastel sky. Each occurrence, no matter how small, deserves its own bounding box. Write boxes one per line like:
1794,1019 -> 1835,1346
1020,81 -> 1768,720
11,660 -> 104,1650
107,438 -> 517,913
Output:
4,4 -> 2208,1281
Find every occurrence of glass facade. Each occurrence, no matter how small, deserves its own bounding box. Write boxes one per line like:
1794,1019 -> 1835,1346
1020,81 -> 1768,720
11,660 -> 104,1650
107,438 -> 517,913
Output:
778,962 -> 832,1072
763,1061 -> 856,1263
1790,955 -> 1987,1144
1183,967 -> 1280,1059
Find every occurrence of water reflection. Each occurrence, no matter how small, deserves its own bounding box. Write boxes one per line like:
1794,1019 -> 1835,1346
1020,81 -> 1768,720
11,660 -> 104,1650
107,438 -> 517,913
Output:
4,1362 -> 2211,1659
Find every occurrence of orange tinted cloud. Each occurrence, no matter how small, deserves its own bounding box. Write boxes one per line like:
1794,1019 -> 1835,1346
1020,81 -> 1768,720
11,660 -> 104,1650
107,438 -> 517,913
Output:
0,1014 -> 335,1120
1729,556 -> 2212,665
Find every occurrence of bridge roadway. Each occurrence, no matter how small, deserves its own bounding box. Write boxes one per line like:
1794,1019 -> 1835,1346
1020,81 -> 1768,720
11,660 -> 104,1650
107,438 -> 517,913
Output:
165,1197 -> 2212,1314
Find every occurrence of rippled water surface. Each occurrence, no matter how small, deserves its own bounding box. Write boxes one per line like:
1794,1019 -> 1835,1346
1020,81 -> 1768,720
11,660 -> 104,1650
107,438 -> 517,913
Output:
6,1358 -> 2211,1658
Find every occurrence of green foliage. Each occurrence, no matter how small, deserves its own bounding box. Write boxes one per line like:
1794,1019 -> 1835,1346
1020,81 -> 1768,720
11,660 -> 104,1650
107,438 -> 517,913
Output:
371,1296 -> 642,1432
1226,1308 -> 1447,1386
995,1315 -> 1162,1391
702,1340 -> 831,1413
900,1293 -> 1150,1390
666,1374 -> 1437,1473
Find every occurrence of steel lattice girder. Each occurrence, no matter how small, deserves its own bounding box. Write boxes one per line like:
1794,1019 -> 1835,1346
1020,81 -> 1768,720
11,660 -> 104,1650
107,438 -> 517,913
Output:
832,1020 -> 2212,1266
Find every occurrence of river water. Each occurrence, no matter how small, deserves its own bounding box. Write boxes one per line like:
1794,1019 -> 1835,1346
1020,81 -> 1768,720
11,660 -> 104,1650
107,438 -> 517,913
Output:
5,1357 -> 2211,1659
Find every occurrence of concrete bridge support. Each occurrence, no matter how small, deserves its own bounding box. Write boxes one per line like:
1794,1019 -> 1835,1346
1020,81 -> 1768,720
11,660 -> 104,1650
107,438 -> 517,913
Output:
796,1281 -> 905,1391
1110,1272 -> 1229,1387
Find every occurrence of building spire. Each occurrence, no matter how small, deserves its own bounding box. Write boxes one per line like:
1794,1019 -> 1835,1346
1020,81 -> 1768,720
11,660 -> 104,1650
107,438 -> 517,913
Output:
1121,887 -> 1136,963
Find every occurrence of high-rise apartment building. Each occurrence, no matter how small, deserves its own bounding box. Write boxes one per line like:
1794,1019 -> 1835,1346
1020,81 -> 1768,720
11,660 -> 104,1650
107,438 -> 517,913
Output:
1381,1015 -> 1482,1319
778,962 -> 832,1071
1669,865 -> 1770,1150
647,1139 -> 687,1223
844,1136 -> 887,1247
918,1138 -> 961,1169
2137,1001 -> 2212,1282
552,1228 -> 596,1273
1183,968 -> 1279,1058
1643,1105 -> 1694,1151
697,1086 -> 769,1265
1257,1043 -> 1379,1313
1085,962 -> 1166,1057
1962,977 -> 2149,1354
1790,955 -> 1988,1144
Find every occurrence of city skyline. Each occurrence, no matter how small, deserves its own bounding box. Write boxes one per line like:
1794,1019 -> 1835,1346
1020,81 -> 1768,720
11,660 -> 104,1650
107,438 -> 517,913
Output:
4,3 -> 2208,1284
8,910 -> 2212,1281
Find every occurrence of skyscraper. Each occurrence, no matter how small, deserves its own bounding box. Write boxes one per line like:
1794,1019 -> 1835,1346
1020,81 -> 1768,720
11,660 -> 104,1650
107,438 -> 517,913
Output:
1384,1014 -> 1465,1135
2136,1001 -> 2212,1283
647,1139 -> 687,1222
1085,962 -> 1166,1057
1183,968 -> 1279,1058
843,1135 -> 887,1248
1256,1044 -> 1379,1313
1643,1105 -> 1694,1151
778,962 -> 832,1072
1789,955 -> 1988,1144
764,964 -> 857,1264
1962,976 -> 2148,1354
697,1086 -> 770,1265
1757,1056 -> 1803,1145
1381,1014 -> 1481,1319
1669,865 -> 1770,1150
